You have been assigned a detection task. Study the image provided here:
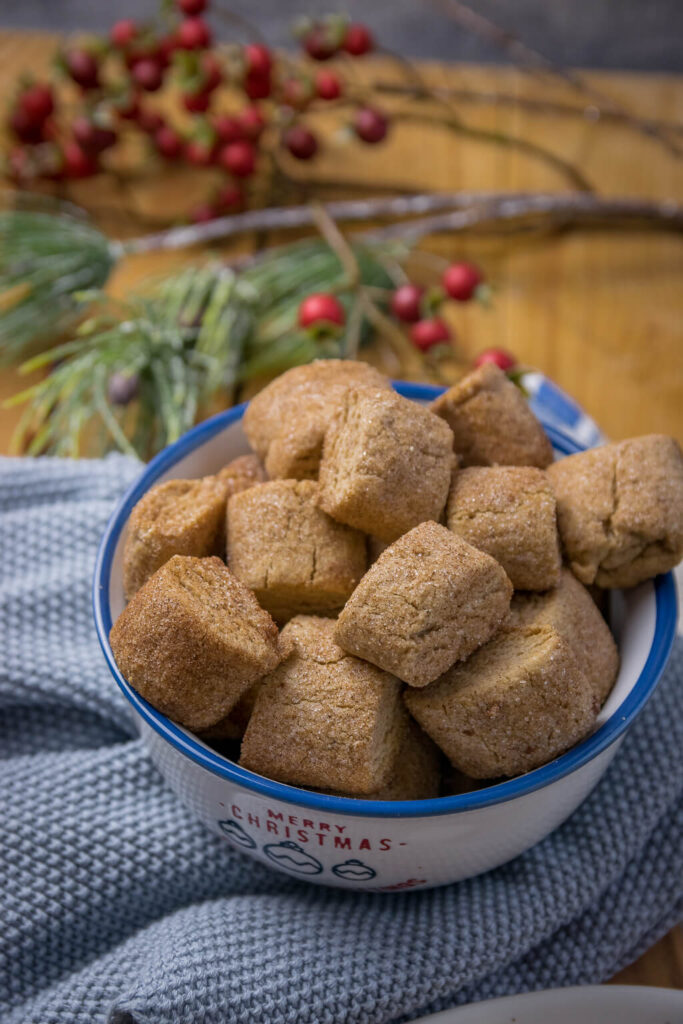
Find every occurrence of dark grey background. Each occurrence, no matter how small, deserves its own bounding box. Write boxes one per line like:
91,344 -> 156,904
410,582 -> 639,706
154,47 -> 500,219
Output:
1,0 -> 681,72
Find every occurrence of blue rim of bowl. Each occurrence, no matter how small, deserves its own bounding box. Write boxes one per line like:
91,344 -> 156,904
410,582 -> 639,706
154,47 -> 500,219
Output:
93,381 -> 678,819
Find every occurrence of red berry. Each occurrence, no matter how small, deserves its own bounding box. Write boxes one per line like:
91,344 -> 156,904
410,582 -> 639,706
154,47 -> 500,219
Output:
410,318 -> 451,351
116,91 -> 140,120
442,262 -> 483,302
137,107 -> 165,134
72,117 -> 116,154
183,91 -> 211,113
238,106 -> 265,140
283,125 -> 318,161
155,125 -> 183,159
390,284 -> 424,323
200,53 -> 222,92
190,201 -> 217,223
177,17 -> 212,50
244,43 -> 272,76
213,114 -> 244,144
353,107 -> 388,144
219,140 -> 255,177
216,182 -> 244,211
9,108 -> 45,144
304,26 -> 338,61
343,23 -> 373,56
63,141 -> 98,178
243,70 -> 271,100
185,138 -> 215,165
132,59 -> 164,92
65,50 -> 100,90
280,76 -> 313,110
19,83 -> 54,123
111,19 -> 138,48
158,34 -> 179,65
315,70 -> 341,101
298,292 -> 345,329
473,348 -> 516,371
178,0 -> 206,14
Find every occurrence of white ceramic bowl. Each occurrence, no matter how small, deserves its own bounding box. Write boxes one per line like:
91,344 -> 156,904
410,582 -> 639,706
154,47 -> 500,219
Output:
94,382 -> 677,892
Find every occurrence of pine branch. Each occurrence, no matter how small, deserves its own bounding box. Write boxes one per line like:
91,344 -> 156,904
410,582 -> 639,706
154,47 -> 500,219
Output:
7,239 -> 397,458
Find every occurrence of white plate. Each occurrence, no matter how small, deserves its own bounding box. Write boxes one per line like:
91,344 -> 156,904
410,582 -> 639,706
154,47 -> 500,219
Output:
414,985 -> 683,1023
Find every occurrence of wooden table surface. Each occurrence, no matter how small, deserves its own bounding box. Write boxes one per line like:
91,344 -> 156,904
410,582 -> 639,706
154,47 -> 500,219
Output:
0,31 -> 680,987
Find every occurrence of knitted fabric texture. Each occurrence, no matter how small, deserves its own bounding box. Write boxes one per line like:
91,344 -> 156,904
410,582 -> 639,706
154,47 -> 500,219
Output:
0,450 -> 681,1024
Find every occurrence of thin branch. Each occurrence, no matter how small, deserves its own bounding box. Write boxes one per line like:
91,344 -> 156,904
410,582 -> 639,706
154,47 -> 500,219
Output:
310,202 -> 360,284
362,193 -> 683,242
372,80 -> 683,138
118,189 -> 683,257
391,110 -> 594,193
333,50 -> 595,192
423,0 -> 682,158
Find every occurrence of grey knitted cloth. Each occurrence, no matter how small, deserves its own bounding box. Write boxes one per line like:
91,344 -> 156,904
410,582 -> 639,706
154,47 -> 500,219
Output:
0,454 -> 681,1024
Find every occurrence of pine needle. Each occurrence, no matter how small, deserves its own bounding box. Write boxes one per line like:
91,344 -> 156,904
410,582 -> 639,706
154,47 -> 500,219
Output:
0,209 -> 115,366
8,240 -> 397,459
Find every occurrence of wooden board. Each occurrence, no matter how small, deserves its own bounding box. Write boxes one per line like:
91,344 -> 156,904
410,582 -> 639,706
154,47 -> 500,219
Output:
0,30 -> 680,985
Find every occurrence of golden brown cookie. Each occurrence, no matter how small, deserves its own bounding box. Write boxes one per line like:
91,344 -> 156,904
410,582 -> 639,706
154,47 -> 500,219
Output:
318,387 -> 455,542
446,466 -> 561,591
227,479 -> 366,621
240,615 -> 403,794
242,359 -> 391,479
335,521 -> 512,688
405,625 -> 597,779
509,568 -> 619,705
548,435 -> 683,588
110,555 -> 287,730
431,363 -> 553,468
123,476 -> 227,599
316,718 -> 442,801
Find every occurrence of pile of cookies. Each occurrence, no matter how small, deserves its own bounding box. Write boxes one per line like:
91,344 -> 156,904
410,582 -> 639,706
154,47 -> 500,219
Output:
110,360 -> 683,800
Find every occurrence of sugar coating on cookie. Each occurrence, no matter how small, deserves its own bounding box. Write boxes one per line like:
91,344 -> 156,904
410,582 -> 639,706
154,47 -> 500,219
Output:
317,717 -> 442,801
197,681 -> 261,742
508,568 -> 619,705
405,625 -> 598,779
240,615 -> 404,794
227,479 -> 366,621
123,476 -> 227,599
446,466 -> 562,591
431,363 -> 553,468
335,521 -> 512,688
548,434 -> 683,588
217,454 -> 267,498
243,359 -> 391,480
318,387 -> 455,542
110,555 -> 286,730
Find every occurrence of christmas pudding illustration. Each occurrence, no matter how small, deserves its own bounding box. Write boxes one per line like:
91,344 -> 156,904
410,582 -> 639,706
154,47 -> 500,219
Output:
331,859 -> 377,881
218,819 -> 256,849
262,841 -> 323,875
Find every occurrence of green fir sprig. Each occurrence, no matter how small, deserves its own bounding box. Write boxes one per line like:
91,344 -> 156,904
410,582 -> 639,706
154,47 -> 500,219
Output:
0,205 -> 115,366
7,239 -> 397,459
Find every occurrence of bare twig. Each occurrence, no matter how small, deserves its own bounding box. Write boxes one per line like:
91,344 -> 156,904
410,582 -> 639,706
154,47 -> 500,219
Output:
310,202 -> 359,284
117,190 -> 683,258
424,0 -> 682,157
362,193 -> 683,242
391,110 -> 593,193
347,45 -> 593,192
372,80 -> 683,138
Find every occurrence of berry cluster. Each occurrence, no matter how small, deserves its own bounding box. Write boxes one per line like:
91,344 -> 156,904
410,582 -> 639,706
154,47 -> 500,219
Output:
388,262 -> 488,352
4,3 -> 389,223
295,262 -> 512,365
